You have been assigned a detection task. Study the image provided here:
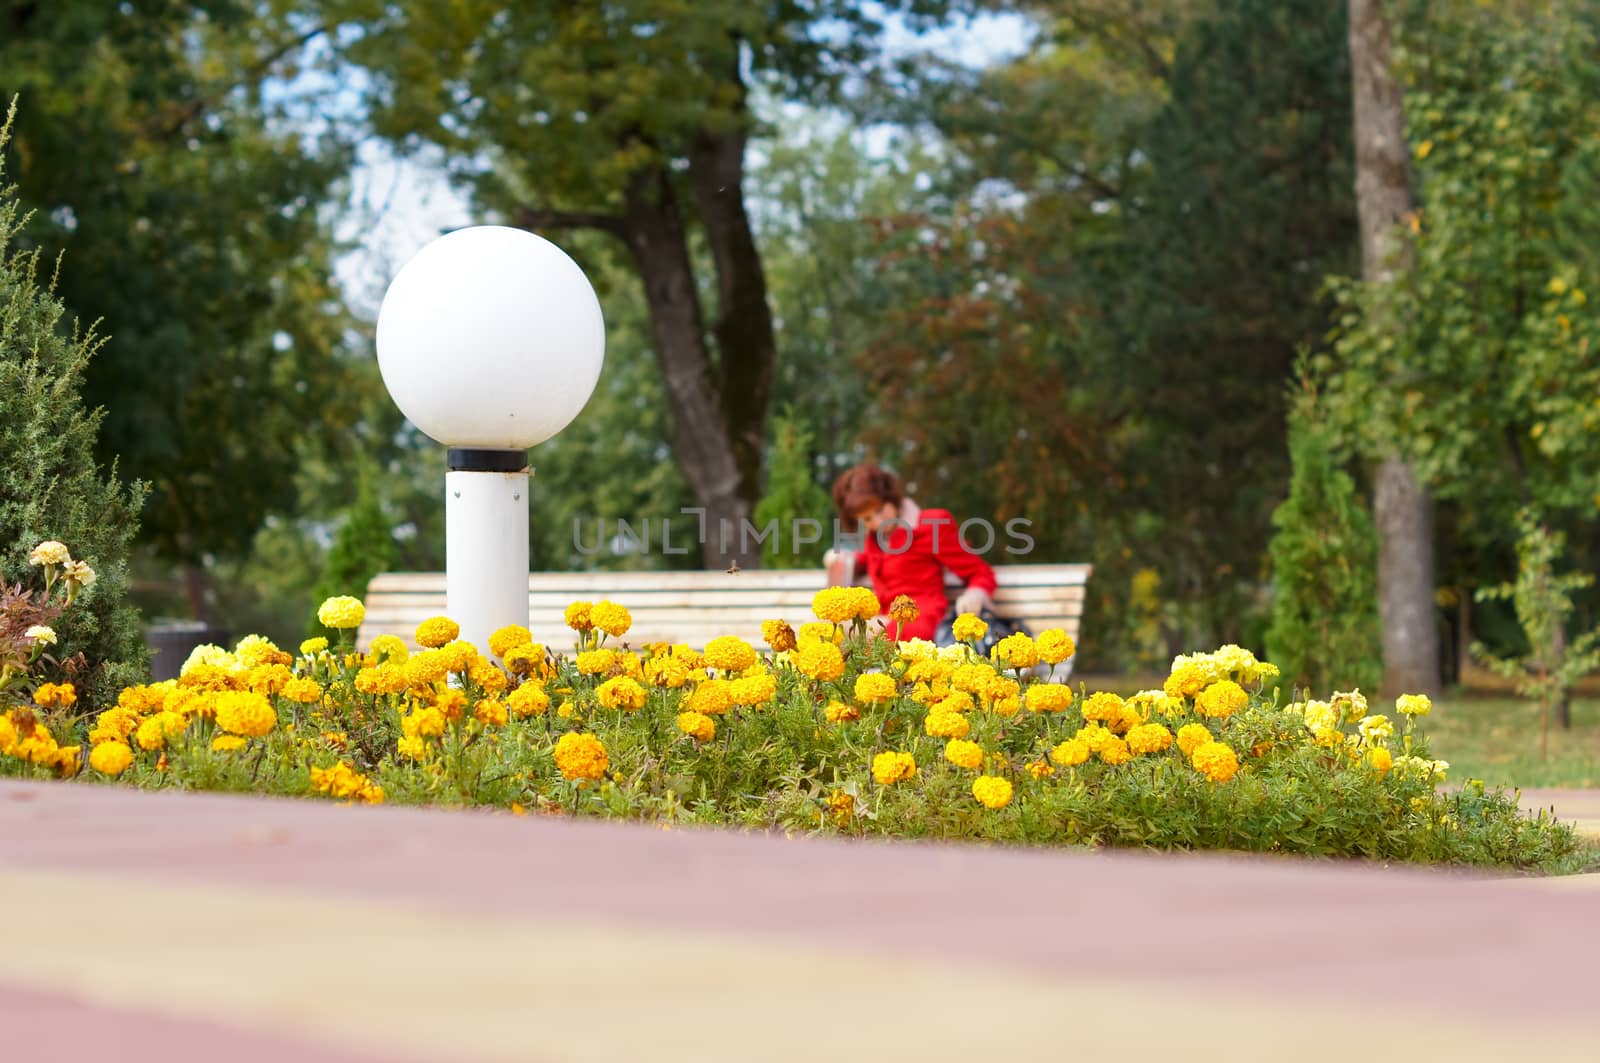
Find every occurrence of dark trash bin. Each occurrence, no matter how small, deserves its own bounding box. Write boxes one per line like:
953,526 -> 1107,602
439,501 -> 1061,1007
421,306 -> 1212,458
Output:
145,622 -> 231,682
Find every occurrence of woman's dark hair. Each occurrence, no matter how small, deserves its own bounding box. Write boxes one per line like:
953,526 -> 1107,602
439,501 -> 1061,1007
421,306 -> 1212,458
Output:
831,463 -> 903,530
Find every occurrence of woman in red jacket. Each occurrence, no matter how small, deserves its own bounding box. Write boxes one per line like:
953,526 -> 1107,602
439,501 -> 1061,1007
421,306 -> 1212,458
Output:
825,463 -> 997,643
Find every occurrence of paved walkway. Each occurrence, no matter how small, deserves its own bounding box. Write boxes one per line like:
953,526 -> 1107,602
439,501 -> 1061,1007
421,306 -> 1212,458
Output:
2,779 -> 1597,1062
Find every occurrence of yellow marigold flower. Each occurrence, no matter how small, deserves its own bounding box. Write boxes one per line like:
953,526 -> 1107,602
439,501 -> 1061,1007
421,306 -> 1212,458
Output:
503,642 -> 548,677
824,700 -> 860,723
1196,730 -> 1250,771
924,709 -> 970,739
888,594 -> 920,626
686,679 -> 734,716
762,619 -> 797,653
982,673 -> 1020,703
29,540 -> 70,566
469,660 -> 509,696
1024,683 -> 1073,714
643,653 -> 692,689
397,735 -> 427,761
1036,628 -> 1076,665
943,738 -> 984,770
1026,760 -> 1055,780
88,707 -> 138,746
972,775 -> 1014,809
676,710 -> 716,743
33,682 -> 76,709
1191,741 -> 1240,782
415,616 -> 460,648
63,559 -> 95,587
212,735 -> 247,753
575,649 -> 615,676
932,691 -> 973,715
597,675 -> 648,712
400,646 -> 444,688
1396,693 -> 1432,717
1098,735 -> 1133,766
1331,689 -> 1368,722
797,621 -> 842,645
299,636 -> 329,656
316,596 -> 365,630
793,639 -> 845,683
703,635 -> 758,673
403,706 -> 448,739
489,625 -> 533,660
135,712 -> 186,752
507,683 -> 550,719
280,678 -> 323,705
811,587 -> 855,624
1125,723 -> 1174,755
1357,714 -> 1394,744
951,612 -> 988,644
553,732 -> 609,781
474,699 -> 509,726
1365,747 -> 1394,775
564,601 -> 594,632
25,624 -> 56,645
871,750 -> 917,785
730,672 -> 777,707
1080,691 -> 1124,724
310,761 -> 381,802
590,600 -> 632,638
232,635 -> 282,669
89,741 -> 133,775
1196,680 -> 1248,719
433,689 -> 468,721
1163,661 -> 1209,700
1177,722 -> 1213,758
991,632 -> 1039,670
951,662 -> 996,694
247,663 -> 294,696
214,691 -> 277,738
322,731 -> 348,749
0,714 -> 15,754
354,668 -> 386,696
824,790 -> 854,825
437,640 -> 477,673
854,672 -> 898,705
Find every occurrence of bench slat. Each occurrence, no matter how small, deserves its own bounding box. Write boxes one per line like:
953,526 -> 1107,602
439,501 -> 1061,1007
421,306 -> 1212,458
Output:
362,585 -> 1087,612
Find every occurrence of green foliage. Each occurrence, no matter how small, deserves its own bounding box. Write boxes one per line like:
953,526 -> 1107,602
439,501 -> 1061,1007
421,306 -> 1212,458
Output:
308,475 -> 397,637
1317,0 -> 1600,532
1,3 -> 365,565
752,412 -> 831,568
1472,511 -> 1600,753
1265,396 -> 1382,694
0,105 -> 147,703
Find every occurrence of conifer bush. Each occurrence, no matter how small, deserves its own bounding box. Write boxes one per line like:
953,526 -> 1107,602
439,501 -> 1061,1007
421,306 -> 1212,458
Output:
1266,406 -> 1382,695
0,105 -> 146,705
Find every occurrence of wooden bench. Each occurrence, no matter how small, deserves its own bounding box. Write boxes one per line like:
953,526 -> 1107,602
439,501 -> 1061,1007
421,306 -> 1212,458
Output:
358,565 -> 1092,675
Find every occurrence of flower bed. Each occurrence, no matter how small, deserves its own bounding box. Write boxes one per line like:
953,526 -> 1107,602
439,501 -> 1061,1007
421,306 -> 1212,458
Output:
0,559 -> 1584,871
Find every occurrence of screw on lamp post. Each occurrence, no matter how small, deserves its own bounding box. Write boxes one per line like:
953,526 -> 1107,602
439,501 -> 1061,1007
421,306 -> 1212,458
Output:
374,226 -> 605,653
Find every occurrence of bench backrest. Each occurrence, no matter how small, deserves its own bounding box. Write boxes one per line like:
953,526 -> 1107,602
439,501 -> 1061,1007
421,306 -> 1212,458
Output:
358,564 -> 1091,656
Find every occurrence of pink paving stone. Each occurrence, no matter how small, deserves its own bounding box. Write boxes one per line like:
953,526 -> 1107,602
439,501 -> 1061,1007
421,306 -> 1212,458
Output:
2,779 -> 1596,1028
2,982 -> 444,1063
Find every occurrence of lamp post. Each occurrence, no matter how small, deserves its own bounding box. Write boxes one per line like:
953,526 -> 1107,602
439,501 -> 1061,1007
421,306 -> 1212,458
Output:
375,226 -> 605,653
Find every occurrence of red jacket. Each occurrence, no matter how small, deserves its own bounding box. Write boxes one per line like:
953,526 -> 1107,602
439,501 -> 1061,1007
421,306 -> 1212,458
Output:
859,507 -> 997,642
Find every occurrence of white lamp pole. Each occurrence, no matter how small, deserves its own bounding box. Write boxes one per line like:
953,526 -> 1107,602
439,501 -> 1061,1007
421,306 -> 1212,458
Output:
374,226 -> 605,653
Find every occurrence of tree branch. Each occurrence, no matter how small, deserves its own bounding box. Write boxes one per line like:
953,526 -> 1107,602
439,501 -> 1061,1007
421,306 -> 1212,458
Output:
512,206 -> 627,235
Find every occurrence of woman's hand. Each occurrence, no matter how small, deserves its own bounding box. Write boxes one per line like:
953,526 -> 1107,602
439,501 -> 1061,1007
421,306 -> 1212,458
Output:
953,586 -> 993,616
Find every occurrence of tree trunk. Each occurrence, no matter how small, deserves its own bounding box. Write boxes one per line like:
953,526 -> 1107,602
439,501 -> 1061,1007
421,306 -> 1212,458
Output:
688,123 -> 776,516
1373,457 -> 1439,695
1349,0 -> 1441,696
620,167 -> 759,570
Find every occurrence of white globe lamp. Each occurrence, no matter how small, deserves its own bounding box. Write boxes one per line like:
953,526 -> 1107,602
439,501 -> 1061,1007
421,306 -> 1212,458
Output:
376,225 -> 605,652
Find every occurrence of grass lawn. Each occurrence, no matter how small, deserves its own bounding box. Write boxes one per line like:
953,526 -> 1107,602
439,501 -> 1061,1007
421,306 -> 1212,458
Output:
1418,696 -> 1600,790
1080,673 -> 1600,791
